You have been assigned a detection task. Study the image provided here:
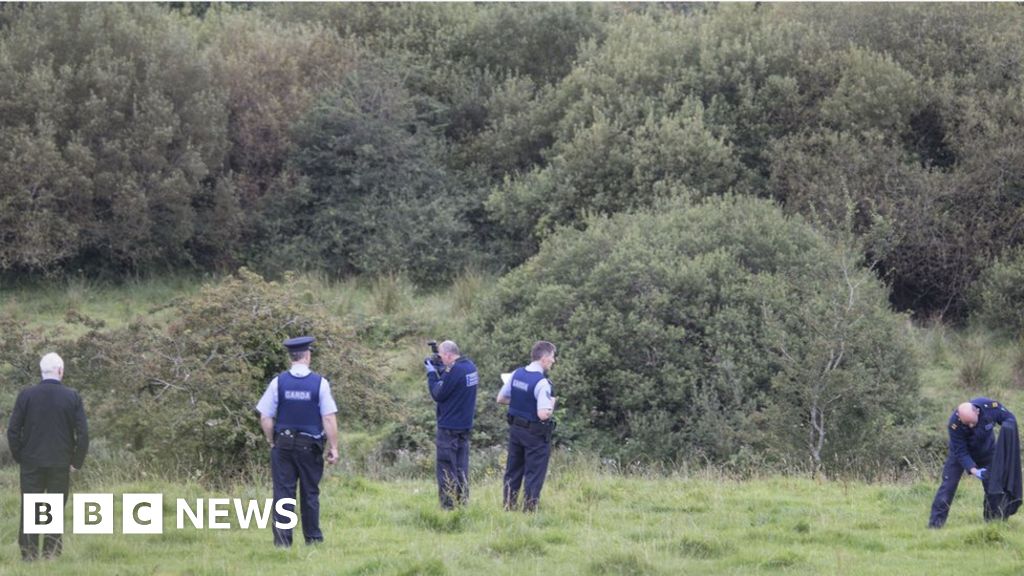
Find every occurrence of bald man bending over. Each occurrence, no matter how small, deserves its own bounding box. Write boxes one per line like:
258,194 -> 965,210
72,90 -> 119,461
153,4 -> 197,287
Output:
928,397 -> 1016,528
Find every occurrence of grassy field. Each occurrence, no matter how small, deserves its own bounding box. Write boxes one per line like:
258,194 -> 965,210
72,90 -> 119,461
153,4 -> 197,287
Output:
0,462 -> 1022,576
2,276 -> 1024,574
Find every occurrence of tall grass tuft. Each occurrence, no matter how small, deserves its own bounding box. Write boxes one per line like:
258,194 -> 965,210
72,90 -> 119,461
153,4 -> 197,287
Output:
450,268 -> 491,316
957,332 -> 995,390
484,525 -> 547,557
759,550 -> 805,569
964,524 -> 1006,545
327,276 -> 364,318
371,274 -> 414,316
916,315 -> 953,367
414,507 -> 468,533
62,276 -> 100,312
675,535 -> 734,559
1011,338 -> 1024,389
588,551 -> 659,575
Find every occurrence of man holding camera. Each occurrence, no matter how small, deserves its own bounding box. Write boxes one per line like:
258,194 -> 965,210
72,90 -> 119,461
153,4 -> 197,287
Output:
497,340 -> 557,512
424,340 -> 479,509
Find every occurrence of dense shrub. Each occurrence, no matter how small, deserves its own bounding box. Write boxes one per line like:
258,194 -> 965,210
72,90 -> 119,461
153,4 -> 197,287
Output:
278,65 -> 472,284
0,310 -> 85,468
59,269 -> 395,480
200,9 -> 360,272
0,4 -> 231,275
3,3 -> 1024,323
972,248 -> 1024,339
470,196 -> 919,471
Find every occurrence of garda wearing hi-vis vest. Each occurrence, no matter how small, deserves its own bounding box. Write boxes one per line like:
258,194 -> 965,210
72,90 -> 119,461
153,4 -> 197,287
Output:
500,360 -> 555,511
255,336 -> 338,547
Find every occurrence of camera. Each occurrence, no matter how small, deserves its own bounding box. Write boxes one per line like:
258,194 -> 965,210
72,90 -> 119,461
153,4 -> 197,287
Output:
427,340 -> 445,370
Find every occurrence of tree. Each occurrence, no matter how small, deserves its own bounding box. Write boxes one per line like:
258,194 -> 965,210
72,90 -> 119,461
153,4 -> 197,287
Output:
200,8 -> 359,271
762,223 -> 918,473
0,4 -> 231,275
281,63 -> 472,283
971,247 -> 1024,339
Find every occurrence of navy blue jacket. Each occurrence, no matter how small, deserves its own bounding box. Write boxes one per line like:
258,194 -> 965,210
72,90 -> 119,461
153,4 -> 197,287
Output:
427,357 -> 478,431
7,379 -> 89,468
948,397 -> 1017,471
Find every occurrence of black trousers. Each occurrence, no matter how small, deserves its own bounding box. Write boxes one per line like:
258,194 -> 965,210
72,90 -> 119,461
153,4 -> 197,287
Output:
929,453 -> 991,528
271,437 -> 324,547
435,428 -> 471,509
19,465 -> 70,560
503,424 -> 551,511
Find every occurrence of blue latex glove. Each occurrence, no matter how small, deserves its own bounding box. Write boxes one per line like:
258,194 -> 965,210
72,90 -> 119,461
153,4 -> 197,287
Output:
973,468 -> 988,480
424,359 -> 438,374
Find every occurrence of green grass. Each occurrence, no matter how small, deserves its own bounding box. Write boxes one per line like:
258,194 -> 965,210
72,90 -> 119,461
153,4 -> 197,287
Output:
911,322 -> 1024,413
0,276 -> 205,337
1,464 -> 1023,575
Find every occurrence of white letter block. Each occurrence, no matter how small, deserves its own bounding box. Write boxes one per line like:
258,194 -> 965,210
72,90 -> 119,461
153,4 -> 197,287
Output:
73,493 -> 114,534
123,493 -> 163,534
23,493 -> 64,535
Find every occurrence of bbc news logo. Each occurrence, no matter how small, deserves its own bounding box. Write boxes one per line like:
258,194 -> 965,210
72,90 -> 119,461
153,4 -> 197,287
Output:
23,494 -> 298,535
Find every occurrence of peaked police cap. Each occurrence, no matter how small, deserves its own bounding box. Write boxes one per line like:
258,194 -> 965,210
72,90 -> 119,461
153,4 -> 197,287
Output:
283,336 -> 316,352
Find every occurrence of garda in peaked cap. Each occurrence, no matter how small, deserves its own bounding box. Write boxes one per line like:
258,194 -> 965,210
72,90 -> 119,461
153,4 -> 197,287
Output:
283,336 -> 316,352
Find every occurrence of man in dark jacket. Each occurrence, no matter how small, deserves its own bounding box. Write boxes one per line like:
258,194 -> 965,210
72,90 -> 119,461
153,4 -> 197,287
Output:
928,397 -> 1015,528
425,340 -> 478,509
7,352 -> 89,560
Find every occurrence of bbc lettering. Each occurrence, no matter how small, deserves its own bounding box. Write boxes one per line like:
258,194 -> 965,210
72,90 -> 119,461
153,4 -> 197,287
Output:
23,494 -> 297,534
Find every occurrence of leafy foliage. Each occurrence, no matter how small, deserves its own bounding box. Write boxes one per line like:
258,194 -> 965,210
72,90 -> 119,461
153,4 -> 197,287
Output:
471,197 -> 918,470
0,4 -> 230,274
199,9 -> 360,272
57,269 -> 393,480
281,65 -> 471,284
2,3 -> 1024,322
972,247 -> 1024,339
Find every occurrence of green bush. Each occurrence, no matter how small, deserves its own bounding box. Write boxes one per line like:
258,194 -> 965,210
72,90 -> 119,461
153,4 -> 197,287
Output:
470,196 -> 919,471
0,4 -> 231,275
972,247 -> 1024,338
278,64 -> 472,284
61,269 -> 396,481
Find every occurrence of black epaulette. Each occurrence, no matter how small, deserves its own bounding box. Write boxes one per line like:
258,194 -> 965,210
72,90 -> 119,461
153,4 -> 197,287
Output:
950,422 -> 959,431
